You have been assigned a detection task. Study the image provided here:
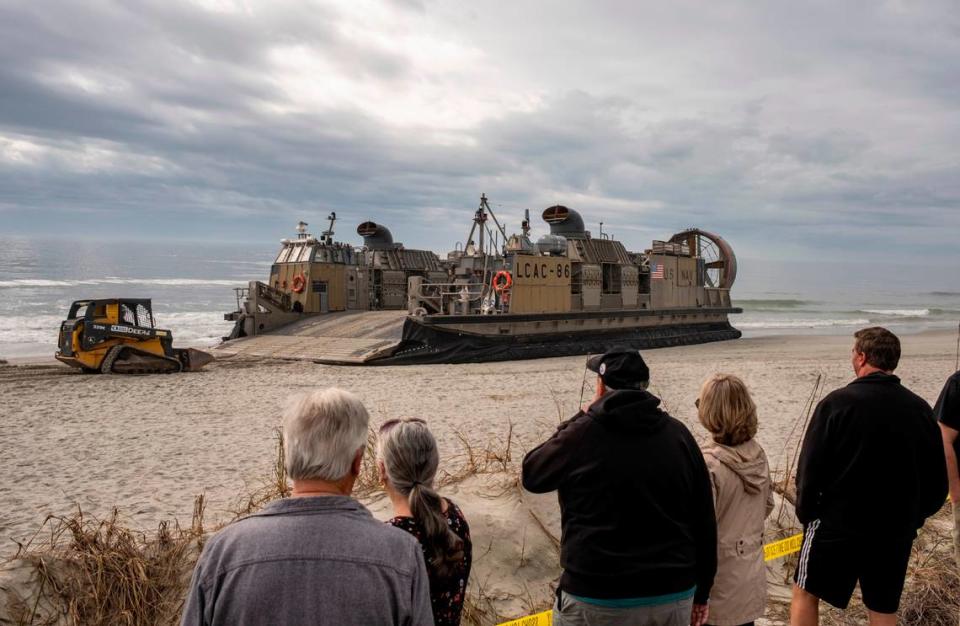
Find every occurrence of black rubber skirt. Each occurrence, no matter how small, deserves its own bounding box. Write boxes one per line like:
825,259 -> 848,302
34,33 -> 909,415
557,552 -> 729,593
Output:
368,319 -> 742,365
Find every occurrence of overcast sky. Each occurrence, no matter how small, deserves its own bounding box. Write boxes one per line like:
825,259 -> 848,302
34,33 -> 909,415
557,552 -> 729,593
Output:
0,0 -> 958,267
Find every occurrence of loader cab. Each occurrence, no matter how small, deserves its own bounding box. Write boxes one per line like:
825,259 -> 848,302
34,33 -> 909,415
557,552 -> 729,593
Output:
57,298 -> 168,369
66,299 -> 156,328
55,297 -> 217,374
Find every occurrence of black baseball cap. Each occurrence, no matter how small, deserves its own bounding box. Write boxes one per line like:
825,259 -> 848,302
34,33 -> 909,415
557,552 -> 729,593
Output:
586,346 -> 650,390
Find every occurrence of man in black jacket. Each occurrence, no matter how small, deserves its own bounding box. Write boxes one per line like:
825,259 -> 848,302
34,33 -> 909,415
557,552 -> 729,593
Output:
792,327 -> 947,626
934,369 -> 960,570
522,348 -> 716,626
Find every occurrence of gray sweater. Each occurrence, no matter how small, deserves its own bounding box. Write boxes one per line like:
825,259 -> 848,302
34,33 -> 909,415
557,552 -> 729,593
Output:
181,496 -> 434,626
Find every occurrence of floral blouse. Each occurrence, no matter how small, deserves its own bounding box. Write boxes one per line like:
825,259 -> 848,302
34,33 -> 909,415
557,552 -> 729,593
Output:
388,499 -> 472,626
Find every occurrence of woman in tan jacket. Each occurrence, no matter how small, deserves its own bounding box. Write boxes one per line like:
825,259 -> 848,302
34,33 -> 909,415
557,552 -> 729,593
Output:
697,374 -> 774,626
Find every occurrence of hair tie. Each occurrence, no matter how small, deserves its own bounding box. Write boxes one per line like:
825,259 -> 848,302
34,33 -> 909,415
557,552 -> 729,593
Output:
411,480 -> 423,487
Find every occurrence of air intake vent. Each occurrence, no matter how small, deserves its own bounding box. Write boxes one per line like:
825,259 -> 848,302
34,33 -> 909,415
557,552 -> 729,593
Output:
541,205 -> 586,238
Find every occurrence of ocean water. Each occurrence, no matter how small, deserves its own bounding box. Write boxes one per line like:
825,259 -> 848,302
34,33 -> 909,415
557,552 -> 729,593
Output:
735,297 -> 960,334
733,257 -> 960,338
0,236 -> 275,358
0,236 -> 958,358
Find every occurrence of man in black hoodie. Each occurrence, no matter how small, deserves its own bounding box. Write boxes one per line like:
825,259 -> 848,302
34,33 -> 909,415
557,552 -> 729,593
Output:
934,369 -> 960,568
522,348 -> 717,626
792,327 -> 947,626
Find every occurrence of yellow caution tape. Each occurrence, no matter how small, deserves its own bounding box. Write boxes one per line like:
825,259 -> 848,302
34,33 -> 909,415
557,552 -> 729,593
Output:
496,609 -> 553,626
496,532 -> 807,625
763,532 -> 804,561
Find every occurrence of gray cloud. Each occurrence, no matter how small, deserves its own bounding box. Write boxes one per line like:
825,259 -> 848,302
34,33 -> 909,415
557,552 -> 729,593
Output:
0,0 -> 957,271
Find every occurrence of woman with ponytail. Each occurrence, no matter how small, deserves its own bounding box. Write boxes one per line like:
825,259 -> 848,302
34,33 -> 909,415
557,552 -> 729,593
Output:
378,418 -> 472,626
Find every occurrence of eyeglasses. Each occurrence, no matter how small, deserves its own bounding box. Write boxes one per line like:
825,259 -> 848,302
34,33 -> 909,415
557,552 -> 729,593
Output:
378,417 -> 427,434
694,398 -> 701,409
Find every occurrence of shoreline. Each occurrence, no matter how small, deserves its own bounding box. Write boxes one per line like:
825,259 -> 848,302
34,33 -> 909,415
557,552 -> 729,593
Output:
3,325 -> 958,366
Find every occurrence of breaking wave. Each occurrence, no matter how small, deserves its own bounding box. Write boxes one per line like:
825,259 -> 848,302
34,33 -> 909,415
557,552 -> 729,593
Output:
0,311 -> 232,357
738,318 -> 870,329
860,308 -> 930,317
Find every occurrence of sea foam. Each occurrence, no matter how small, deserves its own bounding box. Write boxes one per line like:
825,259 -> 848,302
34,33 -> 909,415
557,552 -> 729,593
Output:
738,318 -> 871,329
860,308 -> 930,317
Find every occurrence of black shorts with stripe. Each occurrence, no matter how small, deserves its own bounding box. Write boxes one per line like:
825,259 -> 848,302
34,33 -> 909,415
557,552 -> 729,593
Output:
793,519 -> 915,614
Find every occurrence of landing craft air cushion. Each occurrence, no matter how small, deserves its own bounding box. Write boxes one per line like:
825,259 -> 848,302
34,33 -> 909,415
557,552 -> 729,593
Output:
219,197 -> 741,364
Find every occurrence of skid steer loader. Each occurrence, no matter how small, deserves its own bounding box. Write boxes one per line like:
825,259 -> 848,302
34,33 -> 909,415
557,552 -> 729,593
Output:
55,299 -> 214,374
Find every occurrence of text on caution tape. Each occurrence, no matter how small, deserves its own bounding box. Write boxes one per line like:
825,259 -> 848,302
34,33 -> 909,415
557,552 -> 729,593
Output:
763,533 -> 804,561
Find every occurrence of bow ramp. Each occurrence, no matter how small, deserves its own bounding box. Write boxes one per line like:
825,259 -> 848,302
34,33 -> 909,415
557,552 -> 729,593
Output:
213,310 -> 406,364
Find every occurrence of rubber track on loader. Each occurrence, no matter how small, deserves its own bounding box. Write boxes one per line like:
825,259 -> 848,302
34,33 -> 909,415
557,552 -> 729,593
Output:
101,345 -> 183,375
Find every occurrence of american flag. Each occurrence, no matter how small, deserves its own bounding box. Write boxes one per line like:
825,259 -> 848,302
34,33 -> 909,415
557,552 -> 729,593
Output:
651,262 -> 664,279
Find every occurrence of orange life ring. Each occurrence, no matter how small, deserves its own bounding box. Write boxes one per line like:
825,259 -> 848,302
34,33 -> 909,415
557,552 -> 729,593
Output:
291,273 -> 307,293
492,270 -> 513,292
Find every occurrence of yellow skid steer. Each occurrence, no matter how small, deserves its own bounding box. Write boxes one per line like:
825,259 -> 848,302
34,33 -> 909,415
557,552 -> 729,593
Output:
55,299 -> 214,374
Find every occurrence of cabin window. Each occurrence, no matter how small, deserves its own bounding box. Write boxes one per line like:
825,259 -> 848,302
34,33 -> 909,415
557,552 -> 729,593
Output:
296,245 -> 314,263
275,246 -> 292,264
136,304 -> 155,328
602,263 -> 622,294
120,303 -> 136,325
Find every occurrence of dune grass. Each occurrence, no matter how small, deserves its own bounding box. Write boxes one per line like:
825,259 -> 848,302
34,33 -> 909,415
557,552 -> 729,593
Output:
3,419 -> 957,626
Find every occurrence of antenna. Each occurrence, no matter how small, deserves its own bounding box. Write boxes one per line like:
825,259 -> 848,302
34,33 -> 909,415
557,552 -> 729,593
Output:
578,362 -> 589,410
479,193 -> 508,242
321,212 -> 336,244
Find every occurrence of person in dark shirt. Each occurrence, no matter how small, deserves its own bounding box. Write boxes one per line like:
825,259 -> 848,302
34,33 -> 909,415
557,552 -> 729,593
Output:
522,347 -> 717,626
792,328 -> 947,626
378,418 -> 472,626
934,369 -> 960,570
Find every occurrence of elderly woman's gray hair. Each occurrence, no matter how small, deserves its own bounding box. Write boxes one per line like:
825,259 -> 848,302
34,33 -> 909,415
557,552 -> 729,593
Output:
378,419 -> 464,576
283,388 -> 370,481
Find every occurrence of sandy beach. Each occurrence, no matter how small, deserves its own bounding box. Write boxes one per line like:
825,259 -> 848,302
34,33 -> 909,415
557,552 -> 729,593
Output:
1,330 -> 957,622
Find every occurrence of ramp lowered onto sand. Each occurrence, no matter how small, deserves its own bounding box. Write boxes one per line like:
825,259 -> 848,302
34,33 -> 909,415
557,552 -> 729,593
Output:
213,310 -> 407,365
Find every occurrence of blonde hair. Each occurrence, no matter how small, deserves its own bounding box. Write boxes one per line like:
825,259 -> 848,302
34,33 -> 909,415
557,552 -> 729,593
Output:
697,374 -> 757,446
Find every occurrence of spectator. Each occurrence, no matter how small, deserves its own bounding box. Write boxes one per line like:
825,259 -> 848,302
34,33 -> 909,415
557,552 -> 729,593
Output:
181,388 -> 434,626
934,369 -> 960,569
792,328 -> 947,626
378,418 -> 472,626
522,347 -> 717,626
697,374 -> 773,626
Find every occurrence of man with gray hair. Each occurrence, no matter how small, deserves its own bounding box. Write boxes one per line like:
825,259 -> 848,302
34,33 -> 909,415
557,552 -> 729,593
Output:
181,388 -> 434,626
